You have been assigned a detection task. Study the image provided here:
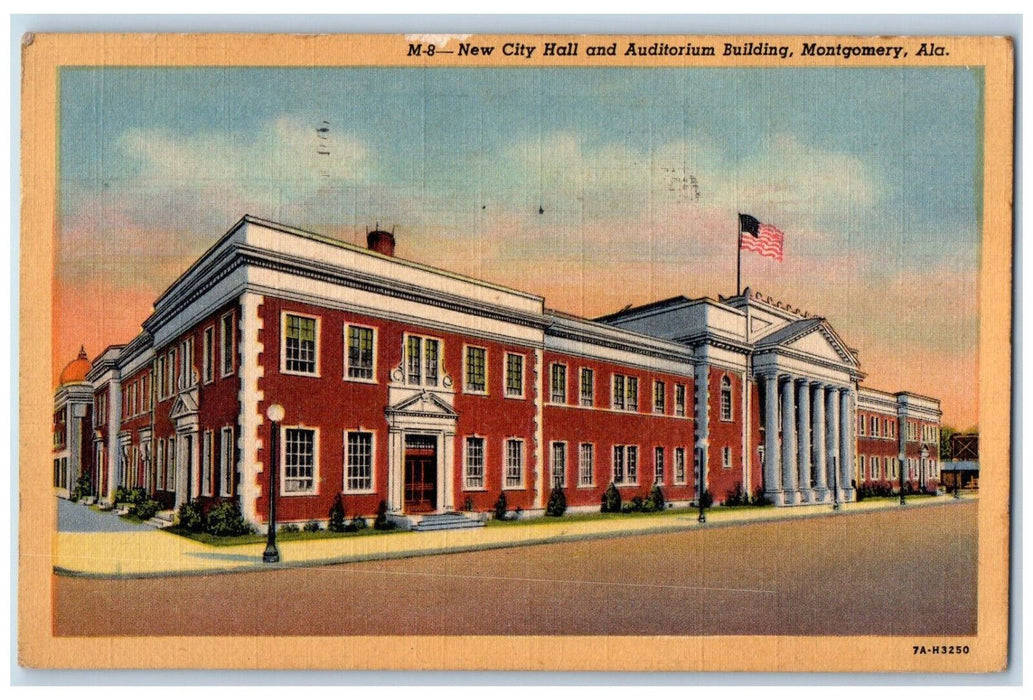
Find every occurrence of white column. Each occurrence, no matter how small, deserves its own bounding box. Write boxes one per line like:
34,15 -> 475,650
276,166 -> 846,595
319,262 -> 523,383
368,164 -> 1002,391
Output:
796,378 -> 813,503
387,429 -> 404,513
840,388 -> 856,501
780,376 -> 799,504
441,430 -> 455,512
762,373 -> 783,505
826,387 -> 841,502
811,383 -> 828,501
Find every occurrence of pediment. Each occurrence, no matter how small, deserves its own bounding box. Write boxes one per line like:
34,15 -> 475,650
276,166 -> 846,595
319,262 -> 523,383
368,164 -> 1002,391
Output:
169,391 -> 199,420
386,391 -> 458,419
755,318 -> 858,367
786,328 -> 852,363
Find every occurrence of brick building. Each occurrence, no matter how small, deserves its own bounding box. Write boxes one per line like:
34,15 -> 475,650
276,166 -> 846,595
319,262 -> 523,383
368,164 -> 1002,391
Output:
54,215 -> 943,529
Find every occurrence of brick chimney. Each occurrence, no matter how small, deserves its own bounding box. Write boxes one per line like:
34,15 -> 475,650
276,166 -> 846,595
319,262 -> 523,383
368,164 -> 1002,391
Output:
366,228 -> 396,257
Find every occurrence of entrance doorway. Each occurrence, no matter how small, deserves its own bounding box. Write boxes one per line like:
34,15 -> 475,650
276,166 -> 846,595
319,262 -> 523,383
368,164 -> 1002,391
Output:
404,435 -> 437,513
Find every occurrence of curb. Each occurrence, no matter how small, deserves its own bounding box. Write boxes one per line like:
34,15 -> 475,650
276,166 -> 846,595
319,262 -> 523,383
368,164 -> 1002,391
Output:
53,496 -> 973,580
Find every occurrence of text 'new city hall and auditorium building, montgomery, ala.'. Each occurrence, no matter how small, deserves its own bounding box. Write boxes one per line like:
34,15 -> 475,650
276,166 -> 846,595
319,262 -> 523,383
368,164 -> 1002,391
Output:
53,215 -> 943,530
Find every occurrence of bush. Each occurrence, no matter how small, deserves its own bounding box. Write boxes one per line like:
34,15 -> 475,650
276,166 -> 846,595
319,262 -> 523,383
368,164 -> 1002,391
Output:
135,499 -> 161,521
344,517 -> 368,533
493,492 -> 508,520
177,500 -> 205,532
70,472 -> 92,502
205,500 -> 253,537
129,487 -> 147,505
280,523 -> 300,533
601,483 -> 622,513
644,484 -> 665,512
751,486 -> 773,506
373,500 -> 396,531
328,494 -> 347,532
463,496 -> 474,512
115,486 -> 132,505
724,482 -> 748,506
304,520 -> 322,532
697,490 -> 713,509
546,487 -> 567,517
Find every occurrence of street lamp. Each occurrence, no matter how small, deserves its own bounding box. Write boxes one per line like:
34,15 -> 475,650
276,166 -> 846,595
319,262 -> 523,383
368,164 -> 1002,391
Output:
830,456 -> 839,511
263,403 -> 285,564
920,446 -> 929,494
695,440 -> 708,524
899,452 -> 907,506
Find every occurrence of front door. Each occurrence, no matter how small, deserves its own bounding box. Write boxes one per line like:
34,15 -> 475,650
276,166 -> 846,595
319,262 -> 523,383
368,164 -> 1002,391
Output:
404,435 -> 437,513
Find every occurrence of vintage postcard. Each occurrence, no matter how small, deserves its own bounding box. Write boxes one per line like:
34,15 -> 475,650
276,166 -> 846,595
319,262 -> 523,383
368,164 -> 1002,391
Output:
19,32 -> 1013,672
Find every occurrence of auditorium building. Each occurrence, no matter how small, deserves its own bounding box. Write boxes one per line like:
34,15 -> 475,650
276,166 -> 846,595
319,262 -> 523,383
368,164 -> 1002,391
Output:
53,215 -> 943,529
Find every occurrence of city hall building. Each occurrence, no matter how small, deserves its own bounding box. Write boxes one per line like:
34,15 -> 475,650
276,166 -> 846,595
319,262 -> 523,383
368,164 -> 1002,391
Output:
53,215 -> 943,529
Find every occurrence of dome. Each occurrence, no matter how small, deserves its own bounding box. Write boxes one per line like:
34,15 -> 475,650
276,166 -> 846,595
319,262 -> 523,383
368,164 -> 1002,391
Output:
59,346 -> 92,385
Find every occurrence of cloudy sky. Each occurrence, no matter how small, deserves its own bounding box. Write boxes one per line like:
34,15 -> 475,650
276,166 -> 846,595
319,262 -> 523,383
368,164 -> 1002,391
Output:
57,66 -> 982,428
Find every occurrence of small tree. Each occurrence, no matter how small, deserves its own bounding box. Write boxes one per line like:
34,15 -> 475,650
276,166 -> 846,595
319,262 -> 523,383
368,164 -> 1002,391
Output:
546,486 -> 567,517
177,500 -> 205,533
601,482 -> 621,513
373,500 -> 395,530
644,484 -> 666,512
205,500 -> 253,536
493,492 -> 508,520
70,471 -> 92,502
328,494 -> 347,532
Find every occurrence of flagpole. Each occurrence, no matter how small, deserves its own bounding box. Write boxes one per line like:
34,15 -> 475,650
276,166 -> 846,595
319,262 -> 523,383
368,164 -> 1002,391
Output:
736,214 -> 742,296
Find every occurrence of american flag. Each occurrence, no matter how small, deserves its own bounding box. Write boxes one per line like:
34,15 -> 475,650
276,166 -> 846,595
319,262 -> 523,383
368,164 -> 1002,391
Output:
739,213 -> 784,262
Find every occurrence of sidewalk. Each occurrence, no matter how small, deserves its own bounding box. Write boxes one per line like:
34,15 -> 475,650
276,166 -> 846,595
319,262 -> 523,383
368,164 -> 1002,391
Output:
53,493 -> 975,579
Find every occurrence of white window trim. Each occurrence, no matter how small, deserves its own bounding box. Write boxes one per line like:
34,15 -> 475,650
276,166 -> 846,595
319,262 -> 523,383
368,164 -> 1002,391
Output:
653,380 -> 666,415
611,374 -> 626,411
675,383 -> 687,417
280,425 -> 320,497
719,375 -> 733,422
579,367 -> 594,407
402,332 -> 445,388
722,445 -> 732,470
343,323 -> 378,384
202,325 -> 215,385
578,442 -> 595,488
281,311 -> 322,378
220,311 -> 236,378
503,437 -> 526,490
343,428 -> 377,494
464,344 -> 489,395
550,441 -> 567,488
463,435 -> 487,491
220,426 -> 235,497
674,446 -> 687,485
613,444 -> 640,486
549,362 -> 568,405
504,352 -> 526,399
201,429 -> 214,497
654,445 -> 665,485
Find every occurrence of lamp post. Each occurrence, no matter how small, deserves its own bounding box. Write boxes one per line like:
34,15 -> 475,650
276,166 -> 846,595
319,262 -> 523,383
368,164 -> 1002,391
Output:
831,456 -> 840,511
263,403 -> 285,564
920,446 -> 929,494
695,440 -> 708,524
899,451 -> 907,506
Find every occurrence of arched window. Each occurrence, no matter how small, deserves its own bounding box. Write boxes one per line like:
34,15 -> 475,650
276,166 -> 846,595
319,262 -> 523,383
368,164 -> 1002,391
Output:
720,376 -> 733,421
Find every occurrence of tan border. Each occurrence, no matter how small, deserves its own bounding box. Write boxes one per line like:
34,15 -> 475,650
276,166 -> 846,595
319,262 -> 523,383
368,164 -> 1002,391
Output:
19,33 -> 1013,672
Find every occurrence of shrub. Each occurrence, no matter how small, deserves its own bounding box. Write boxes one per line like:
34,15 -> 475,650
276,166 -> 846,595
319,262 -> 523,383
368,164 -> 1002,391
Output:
601,483 -> 622,513
70,472 -> 92,502
177,500 -> 205,532
697,490 -> 713,509
115,486 -> 132,505
328,494 -> 347,532
344,517 -> 368,533
129,487 -> 147,505
303,520 -> 322,533
644,484 -> 666,512
463,496 -> 474,512
373,500 -> 396,531
751,486 -> 772,506
135,499 -> 161,521
493,492 -> 508,520
546,487 -> 567,517
205,500 -> 253,537
724,482 -> 748,506
280,523 -> 300,533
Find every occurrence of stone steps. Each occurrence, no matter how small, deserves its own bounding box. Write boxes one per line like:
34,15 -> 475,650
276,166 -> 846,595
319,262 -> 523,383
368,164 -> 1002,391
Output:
411,512 -> 486,532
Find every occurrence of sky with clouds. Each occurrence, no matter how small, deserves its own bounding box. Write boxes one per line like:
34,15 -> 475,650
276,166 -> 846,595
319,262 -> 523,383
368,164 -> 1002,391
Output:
56,66 -> 982,427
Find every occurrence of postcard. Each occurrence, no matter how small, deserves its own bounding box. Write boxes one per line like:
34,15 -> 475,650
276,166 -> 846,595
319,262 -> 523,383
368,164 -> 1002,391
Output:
19,32 -> 1013,672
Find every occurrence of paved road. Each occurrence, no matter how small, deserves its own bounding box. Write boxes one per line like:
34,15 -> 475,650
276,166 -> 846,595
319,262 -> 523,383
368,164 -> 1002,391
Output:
54,501 -> 977,637
57,497 -> 152,533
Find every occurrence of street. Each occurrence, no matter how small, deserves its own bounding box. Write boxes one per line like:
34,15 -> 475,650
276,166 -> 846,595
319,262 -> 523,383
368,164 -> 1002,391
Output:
54,500 -> 977,637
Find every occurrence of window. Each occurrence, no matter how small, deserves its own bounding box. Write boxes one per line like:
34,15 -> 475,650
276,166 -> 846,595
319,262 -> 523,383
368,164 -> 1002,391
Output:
220,427 -> 234,496
675,447 -> 686,484
405,335 -> 441,387
203,326 -> 215,383
201,430 -> 213,496
505,353 -> 524,397
859,455 -> 866,481
465,437 -> 485,489
283,427 -> 317,494
157,355 -> 167,398
653,380 -> 666,414
675,384 -> 686,417
142,373 -> 150,411
551,442 -> 566,488
613,445 -> 638,485
889,421 -> 895,438
871,416 -> 879,437
858,415 -> 865,436
579,443 -> 594,486
283,313 -> 319,375
156,439 -> 165,491
179,337 -> 195,389
221,312 -> 235,376
345,431 -> 373,492
655,446 -> 665,484
580,368 -> 594,407
720,376 -> 733,421
612,374 -> 625,410
345,325 -> 376,381
505,439 -> 524,488
550,363 -> 567,403
722,446 -> 732,469
466,346 -> 487,393
627,377 -> 639,411
166,348 -> 177,396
